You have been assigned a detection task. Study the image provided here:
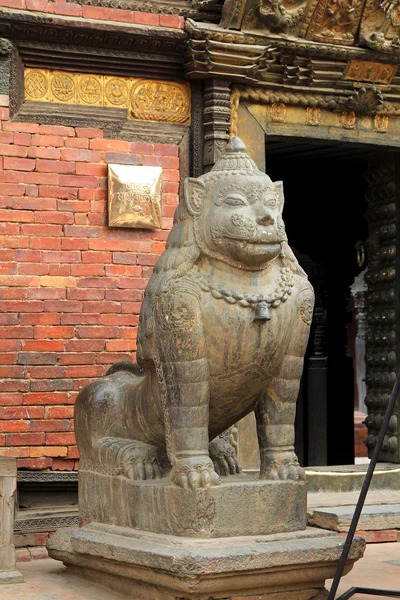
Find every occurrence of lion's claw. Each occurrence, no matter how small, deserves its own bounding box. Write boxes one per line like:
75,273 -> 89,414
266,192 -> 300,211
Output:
209,435 -> 242,477
172,456 -> 220,490
260,451 -> 305,481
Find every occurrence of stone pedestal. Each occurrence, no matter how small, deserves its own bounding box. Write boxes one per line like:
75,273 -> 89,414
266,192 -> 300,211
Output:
0,458 -> 23,585
79,470 -> 307,537
48,474 -> 365,599
48,522 -> 365,600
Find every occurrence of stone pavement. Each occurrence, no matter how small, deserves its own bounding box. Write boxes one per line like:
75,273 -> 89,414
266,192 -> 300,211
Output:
0,542 -> 398,599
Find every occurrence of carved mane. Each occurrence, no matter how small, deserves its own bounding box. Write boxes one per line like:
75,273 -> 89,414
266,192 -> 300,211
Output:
137,170 -> 308,368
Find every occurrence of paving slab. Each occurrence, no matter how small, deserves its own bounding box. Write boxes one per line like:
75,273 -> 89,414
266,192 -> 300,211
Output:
309,503 -> 400,532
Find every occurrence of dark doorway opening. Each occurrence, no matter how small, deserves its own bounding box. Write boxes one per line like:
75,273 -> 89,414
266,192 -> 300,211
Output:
264,136 -> 391,467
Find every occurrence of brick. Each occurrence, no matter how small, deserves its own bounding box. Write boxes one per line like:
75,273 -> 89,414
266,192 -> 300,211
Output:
67,288 -> 104,300
20,313 -> 60,325
0,223 -> 19,235
17,457 -> 52,469
65,365 -> 103,378
6,432 -> 45,446
31,419 -> 70,432
62,238 -> 89,251
61,148 -> 101,162
30,546 -> 49,560
0,445 -> 28,457
36,159 -> 75,174
68,445 -> 79,458
14,533 -> 49,549
3,157 -> 35,171
0,208 -> 33,223
0,420 -> 30,432
0,326 -> 33,338
0,143 -> 28,157
48,265 -> 71,276
81,4 -> 109,18
108,7 -> 133,21
65,339 -> 105,352
106,340 -> 137,351
105,152 -> 140,165
58,352 -> 96,364
89,138 -> 130,152
89,239 -> 151,252
0,352 -> 17,364
154,143 -> 179,156
34,325 -> 74,339
43,300 -> 82,313
71,264 -> 104,276
31,238 -> 61,251
1,381 -> 30,392
59,175 -> 98,188
0,132 -> 13,144
0,300 -> 43,312
83,301 -> 121,313
3,122 -> 40,134
32,134 -> 64,147
28,147 -> 61,160
46,432 -> 76,445
29,445 -> 68,457
53,1 -> 81,14
26,0 -> 52,10
16,549 -> 31,562
45,406 -> 74,419
133,11 -> 159,25
23,340 -> 64,351
51,458 -> 75,470
39,276 -> 76,288
24,392 -> 71,405
61,314 -> 100,325
28,288 -> 66,300
76,163 -> 107,176
344,530 -> 399,543
18,352 -> 57,365
0,406 -> 44,419
100,314 -> 138,326
18,263 -> 48,275
77,326 -> 119,338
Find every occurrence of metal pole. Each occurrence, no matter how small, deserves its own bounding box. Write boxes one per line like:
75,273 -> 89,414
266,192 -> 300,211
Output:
327,367 -> 400,600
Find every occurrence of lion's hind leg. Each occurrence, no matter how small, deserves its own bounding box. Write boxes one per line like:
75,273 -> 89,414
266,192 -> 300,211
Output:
95,437 -> 169,480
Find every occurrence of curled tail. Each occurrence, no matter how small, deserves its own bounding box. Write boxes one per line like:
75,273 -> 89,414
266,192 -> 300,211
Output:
106,360 -> 145,377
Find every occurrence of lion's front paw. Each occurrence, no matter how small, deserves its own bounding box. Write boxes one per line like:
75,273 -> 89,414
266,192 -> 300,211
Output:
209,436 -> 242,476
260,451 -> 305,481
171,455 -> 221,490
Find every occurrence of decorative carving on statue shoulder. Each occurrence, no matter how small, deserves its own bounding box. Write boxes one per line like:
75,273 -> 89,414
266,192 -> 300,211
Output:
299,291 -> 315,326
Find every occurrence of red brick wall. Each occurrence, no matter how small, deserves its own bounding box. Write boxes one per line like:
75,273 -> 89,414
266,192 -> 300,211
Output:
0,93 -> 180,470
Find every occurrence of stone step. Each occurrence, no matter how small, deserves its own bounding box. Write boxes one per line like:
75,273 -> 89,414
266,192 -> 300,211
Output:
309,503 -> 400,532
305,463 -> 400,493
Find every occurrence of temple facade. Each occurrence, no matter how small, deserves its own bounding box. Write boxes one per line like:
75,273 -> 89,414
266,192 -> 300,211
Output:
0,0 -> 399,547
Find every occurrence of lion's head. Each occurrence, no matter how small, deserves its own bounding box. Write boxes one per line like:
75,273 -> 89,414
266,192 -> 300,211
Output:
137,137 -> 306,366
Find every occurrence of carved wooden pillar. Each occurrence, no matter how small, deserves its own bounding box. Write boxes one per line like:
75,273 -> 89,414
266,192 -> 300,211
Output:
203,78 -> 231,171
0,458 -> 22,584
364,158 -> 400,462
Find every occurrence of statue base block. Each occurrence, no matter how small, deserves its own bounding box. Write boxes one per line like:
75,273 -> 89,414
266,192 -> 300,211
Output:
48,524 -> 365,600
79,471 -> 307,537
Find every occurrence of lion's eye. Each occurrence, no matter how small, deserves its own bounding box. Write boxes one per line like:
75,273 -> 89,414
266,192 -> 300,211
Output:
224,196 -> 246,207
266,198 -> 276,208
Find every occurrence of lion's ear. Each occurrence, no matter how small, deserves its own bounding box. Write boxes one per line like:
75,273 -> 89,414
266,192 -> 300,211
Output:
184,177 -> 206,216
274,181 -> 284,214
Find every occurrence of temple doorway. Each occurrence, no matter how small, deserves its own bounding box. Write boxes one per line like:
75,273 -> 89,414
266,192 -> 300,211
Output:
264,137 -> 393,467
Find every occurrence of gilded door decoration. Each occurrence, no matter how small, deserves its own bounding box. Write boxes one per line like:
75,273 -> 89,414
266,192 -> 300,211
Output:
341,110 -> 356,128
360,0 -> 400,51
24,69 -> 191,124
374,113 -> 389,131
108,164 -> 163,230
130,81 -> 190,124
306,106 -> 321,125
343,60 -> 397,84
364,160 -> 399,462
305,0 -> 365,45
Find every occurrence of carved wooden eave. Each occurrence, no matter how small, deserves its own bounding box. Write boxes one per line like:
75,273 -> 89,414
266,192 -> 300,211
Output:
185,19 -> 400,114
0,8 -> 186,68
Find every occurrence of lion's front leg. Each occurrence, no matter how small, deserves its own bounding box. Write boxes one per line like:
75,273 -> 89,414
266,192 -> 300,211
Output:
256,289 -> 313,481
155,286 -> 220,491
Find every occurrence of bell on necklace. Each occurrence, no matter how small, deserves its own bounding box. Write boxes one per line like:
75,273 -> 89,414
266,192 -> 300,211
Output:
254,301 -> 271,322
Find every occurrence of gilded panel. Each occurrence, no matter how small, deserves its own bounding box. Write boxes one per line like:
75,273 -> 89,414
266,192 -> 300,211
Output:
24,69 -> 191,124
343,60 -> 397,84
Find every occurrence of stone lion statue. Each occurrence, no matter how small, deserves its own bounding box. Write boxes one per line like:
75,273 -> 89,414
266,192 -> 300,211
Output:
75,137 -> 314,491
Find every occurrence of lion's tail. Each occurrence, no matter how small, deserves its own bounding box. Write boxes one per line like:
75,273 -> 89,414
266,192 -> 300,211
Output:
105,360 -> 145,377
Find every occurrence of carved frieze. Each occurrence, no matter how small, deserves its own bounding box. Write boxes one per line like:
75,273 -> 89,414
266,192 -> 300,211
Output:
24,69 -> 191,124
360,0 -> 400,52
305,0 -> 365,46
343,59 -> 397,83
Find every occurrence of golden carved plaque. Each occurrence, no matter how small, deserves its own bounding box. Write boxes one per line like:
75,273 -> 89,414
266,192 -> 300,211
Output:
108,164 -> 162,230
130,80 -> 190,123
343,61 -> 397,84
306,107 -> 321,126
341,111 -> 356,129
24,69 -> 191,124
374,114 -> 389,133
270,103 -> 287,123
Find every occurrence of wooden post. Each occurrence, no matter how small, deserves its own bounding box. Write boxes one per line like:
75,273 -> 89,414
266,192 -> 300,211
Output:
0,458 -> 22,584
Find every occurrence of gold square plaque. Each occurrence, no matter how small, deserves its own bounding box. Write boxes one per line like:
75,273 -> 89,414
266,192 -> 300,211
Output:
108,164 -> 163,229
